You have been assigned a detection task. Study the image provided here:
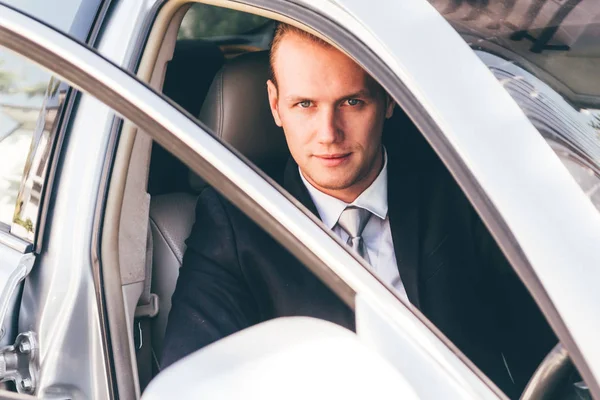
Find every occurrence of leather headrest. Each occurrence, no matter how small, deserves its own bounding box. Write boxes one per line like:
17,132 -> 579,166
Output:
191,51 -> 289,191
164,39 -> 225,118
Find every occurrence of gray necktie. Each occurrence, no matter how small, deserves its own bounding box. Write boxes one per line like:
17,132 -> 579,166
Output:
336,206 -> 372,264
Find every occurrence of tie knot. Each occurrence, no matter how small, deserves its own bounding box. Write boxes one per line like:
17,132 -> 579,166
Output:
336,206 -> 372,239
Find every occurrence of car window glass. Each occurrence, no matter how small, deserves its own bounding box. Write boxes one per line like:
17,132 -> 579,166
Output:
0,51 -> 55,229
178,3 -> 269,39
428,0 -> 600,213
0,0 -> 102,238
3,0 -> 101,32
3,0 -> 85,34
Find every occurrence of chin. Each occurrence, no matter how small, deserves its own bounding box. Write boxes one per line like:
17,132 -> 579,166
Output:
313,176 -> 357,191
304,164 -> 358,188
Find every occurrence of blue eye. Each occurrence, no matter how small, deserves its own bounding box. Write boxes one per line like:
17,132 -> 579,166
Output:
347,99 -> 361,106
298,100 -> 311,108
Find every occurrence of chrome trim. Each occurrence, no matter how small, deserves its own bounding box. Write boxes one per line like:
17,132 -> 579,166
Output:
0,3 -> 500,399
0,230 -> 32,254
521,343 -> 571,400
29,83 -> 75,254
90,114 -> 121,400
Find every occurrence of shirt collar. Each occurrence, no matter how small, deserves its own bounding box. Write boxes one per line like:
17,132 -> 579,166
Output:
299,149 -> 389,229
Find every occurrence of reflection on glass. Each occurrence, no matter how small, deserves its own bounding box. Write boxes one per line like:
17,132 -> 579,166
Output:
0,54 -> 51,227
428,0 -> 600,214
12,77 -> 66,240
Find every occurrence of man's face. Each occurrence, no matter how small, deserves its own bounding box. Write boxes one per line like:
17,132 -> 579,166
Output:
267,33 -> 394,202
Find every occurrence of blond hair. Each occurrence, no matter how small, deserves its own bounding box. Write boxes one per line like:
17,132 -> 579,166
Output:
269,23 -> 331,86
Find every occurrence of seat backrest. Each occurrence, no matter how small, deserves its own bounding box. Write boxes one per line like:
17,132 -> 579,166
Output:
148,39 -> 225,196
150,50 -> 288,359
199,50 -> 288,168
149,193 -> 197,357
189,50 -> 289,191
148,39 -> 224,358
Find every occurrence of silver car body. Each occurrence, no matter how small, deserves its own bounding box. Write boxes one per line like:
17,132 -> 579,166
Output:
0,0 -> 598,399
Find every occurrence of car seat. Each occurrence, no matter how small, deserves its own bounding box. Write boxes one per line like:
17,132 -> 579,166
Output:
148,50 -> 288,370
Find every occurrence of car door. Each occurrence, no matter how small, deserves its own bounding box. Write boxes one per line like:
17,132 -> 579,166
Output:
0,0 -> 107,395
0,3 -> 508,399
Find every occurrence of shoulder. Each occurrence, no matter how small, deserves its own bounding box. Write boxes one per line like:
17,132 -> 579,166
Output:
190,186 -> 263,244
193,186 -> 247,221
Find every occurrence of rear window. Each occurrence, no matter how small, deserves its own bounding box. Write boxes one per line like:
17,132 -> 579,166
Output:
179,3 -> 269,39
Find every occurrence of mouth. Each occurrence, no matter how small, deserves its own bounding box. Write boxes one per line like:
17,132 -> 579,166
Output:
313,153 -> 351,167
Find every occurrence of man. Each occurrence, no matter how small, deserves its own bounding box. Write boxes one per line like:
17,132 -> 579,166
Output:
162,23 -> 555,397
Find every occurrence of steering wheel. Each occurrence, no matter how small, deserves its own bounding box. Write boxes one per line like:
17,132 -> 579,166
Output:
521,343 -> 590,400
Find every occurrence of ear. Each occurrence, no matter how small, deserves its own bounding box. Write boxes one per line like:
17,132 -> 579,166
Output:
267,80 -> 283,127
384,94 -> 395,119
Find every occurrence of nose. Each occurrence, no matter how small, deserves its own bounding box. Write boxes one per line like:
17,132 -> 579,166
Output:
315,106 -> 342,144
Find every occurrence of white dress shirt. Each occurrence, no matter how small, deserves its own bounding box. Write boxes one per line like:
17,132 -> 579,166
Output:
299,150 -> 408,301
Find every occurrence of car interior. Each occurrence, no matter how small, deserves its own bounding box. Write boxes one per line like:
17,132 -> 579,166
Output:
149,38 -> 291,365
103,3 -> 301,393
97,0 -> 574,397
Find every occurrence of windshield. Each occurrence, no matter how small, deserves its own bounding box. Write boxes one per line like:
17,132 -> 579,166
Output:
428,0 -> 600,212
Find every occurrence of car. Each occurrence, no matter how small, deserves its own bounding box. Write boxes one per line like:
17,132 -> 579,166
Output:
0,0 -> 598,399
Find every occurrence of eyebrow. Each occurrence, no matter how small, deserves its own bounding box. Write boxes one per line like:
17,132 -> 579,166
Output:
284,89 -> 373,103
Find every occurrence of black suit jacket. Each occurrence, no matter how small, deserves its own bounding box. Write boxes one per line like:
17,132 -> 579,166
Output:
161,132 -> 555,398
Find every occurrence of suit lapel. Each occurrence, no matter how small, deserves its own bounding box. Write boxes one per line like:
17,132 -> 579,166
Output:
283,158 -> 321,218
283,152 -> 421,308
387,146 -> 421,309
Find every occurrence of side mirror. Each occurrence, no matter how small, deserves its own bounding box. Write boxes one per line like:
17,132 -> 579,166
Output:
143,317 -> 418,399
